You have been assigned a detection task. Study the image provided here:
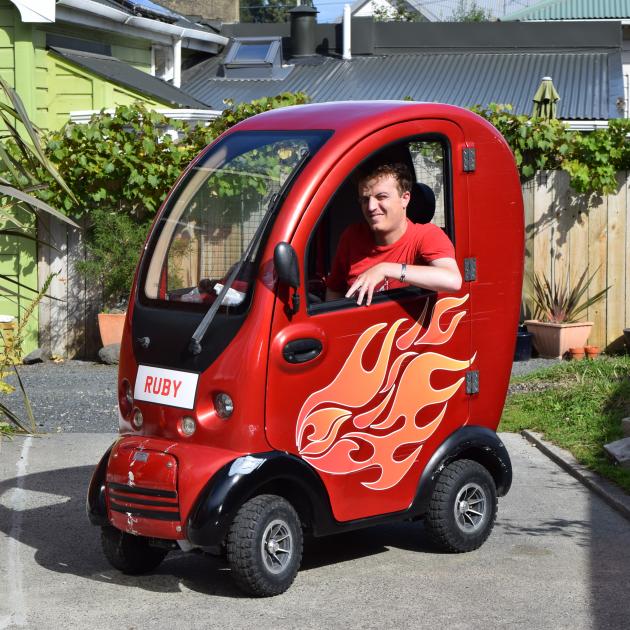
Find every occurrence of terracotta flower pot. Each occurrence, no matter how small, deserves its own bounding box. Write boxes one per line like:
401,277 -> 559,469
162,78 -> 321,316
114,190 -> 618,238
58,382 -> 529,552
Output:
584,345 -> 601,360
97,312 -> 126,347
524,320 -> 593,359
569,347 -> 585,361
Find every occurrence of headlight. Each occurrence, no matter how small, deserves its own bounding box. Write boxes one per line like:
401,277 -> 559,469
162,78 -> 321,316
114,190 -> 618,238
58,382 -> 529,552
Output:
180,416 -> 196,436
131,408 -> 143,430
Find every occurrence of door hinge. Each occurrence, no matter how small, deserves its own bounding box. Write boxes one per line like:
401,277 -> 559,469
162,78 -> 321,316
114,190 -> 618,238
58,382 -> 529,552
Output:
463,147 -> 476,172
466,370 -> 479,395
464,257 -> 477,282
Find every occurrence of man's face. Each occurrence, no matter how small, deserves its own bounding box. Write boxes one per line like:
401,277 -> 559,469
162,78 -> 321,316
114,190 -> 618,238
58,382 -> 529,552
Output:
358,174 -> 410,238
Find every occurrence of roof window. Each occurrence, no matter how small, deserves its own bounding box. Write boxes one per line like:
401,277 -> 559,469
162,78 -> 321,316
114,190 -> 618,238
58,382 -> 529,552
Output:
222,37 -> 291,79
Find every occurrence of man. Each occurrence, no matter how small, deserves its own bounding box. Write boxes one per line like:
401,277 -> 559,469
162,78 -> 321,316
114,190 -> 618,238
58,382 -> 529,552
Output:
325,163 -> 462,306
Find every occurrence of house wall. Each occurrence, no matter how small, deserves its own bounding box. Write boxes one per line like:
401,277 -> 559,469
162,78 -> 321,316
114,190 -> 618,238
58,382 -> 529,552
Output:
523,171 -> 630,351
622,27 -> 629,117
0,4 -> 38,355
158,0 -> 239,22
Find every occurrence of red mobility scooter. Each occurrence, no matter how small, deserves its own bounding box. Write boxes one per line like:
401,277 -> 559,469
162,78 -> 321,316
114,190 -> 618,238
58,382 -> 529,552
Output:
88,101 -> 523,596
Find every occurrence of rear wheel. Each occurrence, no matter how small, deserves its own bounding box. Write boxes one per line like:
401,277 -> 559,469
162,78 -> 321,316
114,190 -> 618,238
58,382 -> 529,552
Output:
226,494 -> 303,597
101,526 -> 168,574
425,459 -> 497,553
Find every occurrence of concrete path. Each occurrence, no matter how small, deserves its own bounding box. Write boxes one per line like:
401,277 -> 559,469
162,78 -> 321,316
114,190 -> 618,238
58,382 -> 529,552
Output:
0,433 -> 628,630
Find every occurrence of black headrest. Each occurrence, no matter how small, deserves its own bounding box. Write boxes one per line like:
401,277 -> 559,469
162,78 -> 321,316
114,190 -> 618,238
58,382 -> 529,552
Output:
407,182 -> 435,224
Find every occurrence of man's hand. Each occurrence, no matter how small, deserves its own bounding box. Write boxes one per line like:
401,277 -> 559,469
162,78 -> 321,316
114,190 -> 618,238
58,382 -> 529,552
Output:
346,262 -> 394,306
345,259 -> 462,306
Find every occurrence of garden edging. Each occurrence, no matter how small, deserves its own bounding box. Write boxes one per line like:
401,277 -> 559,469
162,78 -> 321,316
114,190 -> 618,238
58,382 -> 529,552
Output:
521,430 -> 630,522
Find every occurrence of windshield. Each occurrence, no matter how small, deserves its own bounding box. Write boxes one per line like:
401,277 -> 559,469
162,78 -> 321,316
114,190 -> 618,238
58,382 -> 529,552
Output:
143,131 -> 330,308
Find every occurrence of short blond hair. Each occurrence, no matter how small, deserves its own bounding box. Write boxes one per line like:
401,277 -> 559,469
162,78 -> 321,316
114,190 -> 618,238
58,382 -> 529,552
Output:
358,162 -> 412,195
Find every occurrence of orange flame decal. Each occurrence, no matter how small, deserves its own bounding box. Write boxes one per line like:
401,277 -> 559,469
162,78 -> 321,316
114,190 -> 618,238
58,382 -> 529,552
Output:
297,294 -> 473,490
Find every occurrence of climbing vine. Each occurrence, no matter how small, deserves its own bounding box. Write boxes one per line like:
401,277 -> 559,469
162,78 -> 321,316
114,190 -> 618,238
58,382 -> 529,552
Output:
472,104 -> 630,195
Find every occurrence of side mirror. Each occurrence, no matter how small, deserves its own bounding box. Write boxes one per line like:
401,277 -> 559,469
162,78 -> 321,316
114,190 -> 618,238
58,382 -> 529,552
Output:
274,242 -> 300,289
274,242 -> 300,314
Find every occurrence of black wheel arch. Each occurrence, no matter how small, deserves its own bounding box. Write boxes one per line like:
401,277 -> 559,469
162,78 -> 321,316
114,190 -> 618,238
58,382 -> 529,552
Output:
186,451 -> 336,547
86,441 -> 117,526
411,425 -> 512,517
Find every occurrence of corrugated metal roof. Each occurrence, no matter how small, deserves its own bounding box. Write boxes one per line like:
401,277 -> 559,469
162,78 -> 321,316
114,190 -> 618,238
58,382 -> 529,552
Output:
504,0 -> 630,21
182,51 -> 622,120
50,47 -> 208,109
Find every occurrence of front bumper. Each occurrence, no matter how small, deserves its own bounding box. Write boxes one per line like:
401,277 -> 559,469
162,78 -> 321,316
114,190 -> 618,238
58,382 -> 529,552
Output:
87,435 -> 240,540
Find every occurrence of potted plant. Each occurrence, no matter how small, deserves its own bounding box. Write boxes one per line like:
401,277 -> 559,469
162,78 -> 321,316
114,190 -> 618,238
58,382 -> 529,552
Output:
524,269 -> 609,359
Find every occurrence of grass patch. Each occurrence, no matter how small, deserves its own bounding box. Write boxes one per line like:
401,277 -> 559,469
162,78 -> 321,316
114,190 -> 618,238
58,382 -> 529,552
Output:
500,355 -> 630,492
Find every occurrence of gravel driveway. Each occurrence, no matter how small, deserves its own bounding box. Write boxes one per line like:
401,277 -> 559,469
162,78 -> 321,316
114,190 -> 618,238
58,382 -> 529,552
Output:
2,357 -> 560,434
3,361 -> 118,433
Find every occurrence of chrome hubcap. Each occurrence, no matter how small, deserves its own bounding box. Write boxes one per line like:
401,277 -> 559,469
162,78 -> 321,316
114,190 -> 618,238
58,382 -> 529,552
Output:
454,483 -> 487,532
261,519 -> 292,574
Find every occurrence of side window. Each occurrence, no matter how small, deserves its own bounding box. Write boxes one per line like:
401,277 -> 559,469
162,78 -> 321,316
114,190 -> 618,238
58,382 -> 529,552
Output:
306,136 -> 453,310
408,141 -> 447,230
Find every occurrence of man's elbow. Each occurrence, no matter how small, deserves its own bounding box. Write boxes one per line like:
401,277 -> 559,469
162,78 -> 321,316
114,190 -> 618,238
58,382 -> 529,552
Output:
440,270 -> 462,293
451,272 -> 463,292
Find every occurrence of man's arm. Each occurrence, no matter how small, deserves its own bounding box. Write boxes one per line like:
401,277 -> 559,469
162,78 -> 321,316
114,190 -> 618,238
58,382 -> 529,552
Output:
346,258 -> 462,306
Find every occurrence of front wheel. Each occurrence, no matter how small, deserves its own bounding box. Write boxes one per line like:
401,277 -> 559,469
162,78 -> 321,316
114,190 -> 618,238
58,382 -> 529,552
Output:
226,494 -> 303,597
101,526 -> 168,574
425,459 -> 498,553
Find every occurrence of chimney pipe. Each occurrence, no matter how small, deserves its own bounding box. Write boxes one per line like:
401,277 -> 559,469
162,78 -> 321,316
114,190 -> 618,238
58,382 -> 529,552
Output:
289,4 -> 318,57
343,4 -> 351,60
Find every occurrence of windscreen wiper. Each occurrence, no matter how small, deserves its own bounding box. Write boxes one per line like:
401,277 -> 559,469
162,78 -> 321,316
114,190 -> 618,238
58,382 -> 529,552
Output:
188,205 -> 273,356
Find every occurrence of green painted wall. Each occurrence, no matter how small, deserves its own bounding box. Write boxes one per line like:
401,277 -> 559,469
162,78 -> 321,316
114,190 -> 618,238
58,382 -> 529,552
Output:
0,1 -> 173,355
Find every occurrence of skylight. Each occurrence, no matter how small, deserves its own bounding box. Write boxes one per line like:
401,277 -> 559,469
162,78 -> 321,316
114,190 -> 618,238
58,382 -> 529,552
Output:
222,37 -> 290,79
232,42 -> 275,64
225,38 -> 281,67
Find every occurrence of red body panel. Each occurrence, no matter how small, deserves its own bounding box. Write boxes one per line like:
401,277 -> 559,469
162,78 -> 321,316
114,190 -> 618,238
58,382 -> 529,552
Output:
107,102 -> 523,538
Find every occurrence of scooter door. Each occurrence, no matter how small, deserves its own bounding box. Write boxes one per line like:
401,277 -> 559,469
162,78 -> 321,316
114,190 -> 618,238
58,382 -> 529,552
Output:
266,120 -> 473,523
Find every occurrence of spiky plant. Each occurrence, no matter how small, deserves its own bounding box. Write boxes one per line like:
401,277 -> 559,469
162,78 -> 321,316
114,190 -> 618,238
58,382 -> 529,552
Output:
529,269 -> 610,324
0,77 -> 77,435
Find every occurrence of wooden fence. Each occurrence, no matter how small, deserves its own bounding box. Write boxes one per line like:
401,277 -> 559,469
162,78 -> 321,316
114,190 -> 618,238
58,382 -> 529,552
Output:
38,170 -> 630,358
523,171 -> 629,351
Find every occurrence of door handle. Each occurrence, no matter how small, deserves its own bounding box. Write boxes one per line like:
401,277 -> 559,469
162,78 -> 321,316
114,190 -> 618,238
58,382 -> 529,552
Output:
283,338 -> 322,364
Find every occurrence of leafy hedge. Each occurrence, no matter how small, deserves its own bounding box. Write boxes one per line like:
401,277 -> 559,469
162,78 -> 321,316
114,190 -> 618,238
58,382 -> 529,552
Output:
472,104 -> 630,194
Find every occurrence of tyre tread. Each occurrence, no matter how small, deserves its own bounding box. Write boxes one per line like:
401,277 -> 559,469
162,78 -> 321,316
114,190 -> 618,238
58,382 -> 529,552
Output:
426,459 -> 497,553
226,494 -> 302,597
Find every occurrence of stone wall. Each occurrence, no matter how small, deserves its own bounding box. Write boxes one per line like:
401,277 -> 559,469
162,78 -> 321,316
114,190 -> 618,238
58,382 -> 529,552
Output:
158,0 -> 239,22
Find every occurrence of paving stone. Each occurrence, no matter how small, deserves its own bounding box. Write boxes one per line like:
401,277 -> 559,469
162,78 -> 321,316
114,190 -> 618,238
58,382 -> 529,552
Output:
604,437 -> 630,469
22,348 -> 49,364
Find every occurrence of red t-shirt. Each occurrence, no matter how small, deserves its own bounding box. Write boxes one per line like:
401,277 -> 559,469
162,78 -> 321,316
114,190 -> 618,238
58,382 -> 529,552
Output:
327,219 -> 455,294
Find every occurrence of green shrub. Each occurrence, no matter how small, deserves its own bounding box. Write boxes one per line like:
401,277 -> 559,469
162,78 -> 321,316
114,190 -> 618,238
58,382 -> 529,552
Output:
76,209 -> 152,308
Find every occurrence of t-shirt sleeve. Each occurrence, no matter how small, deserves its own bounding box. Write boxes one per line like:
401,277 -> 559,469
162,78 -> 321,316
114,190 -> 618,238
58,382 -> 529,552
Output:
326,229 -> 351,293
416,223 -> 455,262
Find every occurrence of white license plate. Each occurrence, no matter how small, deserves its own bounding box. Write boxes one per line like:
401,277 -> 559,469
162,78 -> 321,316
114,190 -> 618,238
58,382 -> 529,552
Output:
134,365 -> 199,409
